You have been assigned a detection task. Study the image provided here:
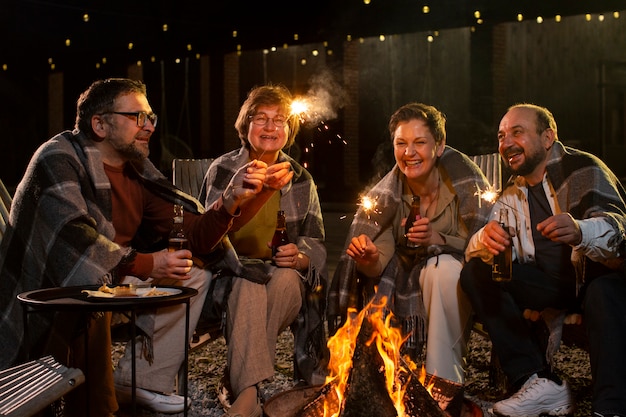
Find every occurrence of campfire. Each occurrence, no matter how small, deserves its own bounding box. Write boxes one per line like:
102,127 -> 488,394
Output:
274,297 -> 463,417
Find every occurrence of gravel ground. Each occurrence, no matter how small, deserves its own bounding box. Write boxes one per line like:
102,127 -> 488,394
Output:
113,327 -> 592,417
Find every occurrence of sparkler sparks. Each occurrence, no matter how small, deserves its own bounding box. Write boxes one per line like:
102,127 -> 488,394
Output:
474,184 -> 499,208
474,183 -> 524,218
358,195 -> 382,222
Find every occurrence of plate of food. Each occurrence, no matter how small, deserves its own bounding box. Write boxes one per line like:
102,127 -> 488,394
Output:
81,284 -> 181,299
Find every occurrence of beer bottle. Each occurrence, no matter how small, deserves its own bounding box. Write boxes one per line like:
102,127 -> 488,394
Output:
271,210 -> 289,257
168,204 -> 189,251
492,207 -> 512,281
405,195 -> 421,248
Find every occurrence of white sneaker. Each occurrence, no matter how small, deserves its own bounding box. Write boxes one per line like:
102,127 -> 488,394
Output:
493,374 -> 574,417
115,384 -> 190,414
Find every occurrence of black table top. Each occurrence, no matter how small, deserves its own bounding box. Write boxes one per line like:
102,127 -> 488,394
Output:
18,285 -> 198,312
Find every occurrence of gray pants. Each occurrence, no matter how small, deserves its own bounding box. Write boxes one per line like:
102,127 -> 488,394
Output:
226,267 -> 302,396
115,266 -> 212,393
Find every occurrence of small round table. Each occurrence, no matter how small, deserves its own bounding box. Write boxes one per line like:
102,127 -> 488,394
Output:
18,285 -> 198,417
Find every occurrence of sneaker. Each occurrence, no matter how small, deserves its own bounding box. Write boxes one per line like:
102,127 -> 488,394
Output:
115,384 -> 190,414
493,373 -> 574,417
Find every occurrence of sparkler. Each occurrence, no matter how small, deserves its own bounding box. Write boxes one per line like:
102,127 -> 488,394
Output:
474,183 -> 524,218
358,195 -> 382,225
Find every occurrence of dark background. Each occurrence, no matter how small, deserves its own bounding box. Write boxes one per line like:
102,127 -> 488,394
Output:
1,0 -> 626,202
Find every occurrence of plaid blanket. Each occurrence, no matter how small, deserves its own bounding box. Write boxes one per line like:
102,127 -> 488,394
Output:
545,141 -> 626,252
327,146 -> 493,348
199,146 -> 329,385
501,140 -> 626,366
0,130 -> 202,369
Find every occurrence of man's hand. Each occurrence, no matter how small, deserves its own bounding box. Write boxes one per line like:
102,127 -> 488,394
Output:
151,249 -> 194,280
537,213 -> 582,246
481,219 -> 513,255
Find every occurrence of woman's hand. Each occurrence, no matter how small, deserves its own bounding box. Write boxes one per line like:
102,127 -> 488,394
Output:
264,162 -> 293,191
271,242 -> 308,270
346,234 -> 379,264
404,216 -> 443,246
223,160 -> 267,213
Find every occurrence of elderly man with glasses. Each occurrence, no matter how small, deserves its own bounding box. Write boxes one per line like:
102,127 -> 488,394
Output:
0,78 -> 266,416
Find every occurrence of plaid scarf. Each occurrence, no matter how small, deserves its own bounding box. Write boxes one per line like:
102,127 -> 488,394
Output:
327,146 -> 493,348
0,130 -> 202,369
199,146 -> 329,385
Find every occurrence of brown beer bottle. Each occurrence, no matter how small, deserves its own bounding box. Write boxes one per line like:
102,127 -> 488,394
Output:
405,195 -> 421,248
168,204 -> 189,252
492,207 -> 512,281
271,210 -> 289,257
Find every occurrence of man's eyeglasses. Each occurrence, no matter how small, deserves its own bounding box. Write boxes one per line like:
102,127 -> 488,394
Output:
103,111 -> 158,128
249,114 -> 288,128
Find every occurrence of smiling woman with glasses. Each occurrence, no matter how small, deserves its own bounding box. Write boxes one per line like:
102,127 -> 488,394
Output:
101,111 -> 158,127
198,84 -> 327,417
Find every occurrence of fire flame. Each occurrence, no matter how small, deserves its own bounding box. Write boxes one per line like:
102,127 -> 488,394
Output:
324,297 -> 435,417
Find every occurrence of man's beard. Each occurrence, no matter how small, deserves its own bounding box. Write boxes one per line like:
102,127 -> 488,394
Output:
510,147 -> 544,177
117,141 -> 149,162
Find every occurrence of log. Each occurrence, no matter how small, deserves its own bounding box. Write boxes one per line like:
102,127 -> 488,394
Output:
402,371 -> 448,417
297,311 -> 449,417
340,316 -> 398,417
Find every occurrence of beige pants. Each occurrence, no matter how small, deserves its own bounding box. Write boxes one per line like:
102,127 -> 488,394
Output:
226,267 -> 303,397
114,266 -> 211,393
419,254 -> 473,384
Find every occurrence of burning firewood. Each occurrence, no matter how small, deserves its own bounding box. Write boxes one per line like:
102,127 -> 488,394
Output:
297,382 -> 339,417
401,370 -> 448,417
297,306 -> 449,417
340,316 -> 400,416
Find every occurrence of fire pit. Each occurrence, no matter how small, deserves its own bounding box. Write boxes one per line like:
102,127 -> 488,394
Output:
264,385 -> 483,417
264,299 -> 484,417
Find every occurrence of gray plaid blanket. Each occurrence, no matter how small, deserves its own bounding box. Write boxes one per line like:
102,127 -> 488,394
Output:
199,146 -> 329,385
327,146 -> 493,349
0,130 -> 202,369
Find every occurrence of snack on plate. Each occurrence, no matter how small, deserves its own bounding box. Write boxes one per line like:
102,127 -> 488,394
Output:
83,284 -> 171,298
143,287 -> 171,297
98,284 -> 134,296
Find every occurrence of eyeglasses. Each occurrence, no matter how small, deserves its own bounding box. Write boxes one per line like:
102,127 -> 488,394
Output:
103,111 -> 158,128
248,114 -> 288,128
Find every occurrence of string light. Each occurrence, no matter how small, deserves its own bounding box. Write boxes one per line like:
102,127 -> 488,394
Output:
1,4 -> 624,73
